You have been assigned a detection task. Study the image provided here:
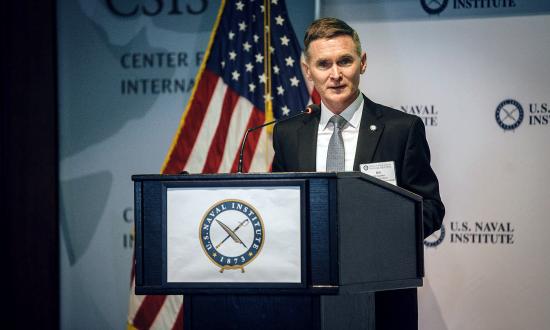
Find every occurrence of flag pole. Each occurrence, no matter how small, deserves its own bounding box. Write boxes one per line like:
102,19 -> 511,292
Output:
263,0 -> 273,128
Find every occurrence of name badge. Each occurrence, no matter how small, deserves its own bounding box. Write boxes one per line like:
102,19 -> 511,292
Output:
360,161 -> 397,186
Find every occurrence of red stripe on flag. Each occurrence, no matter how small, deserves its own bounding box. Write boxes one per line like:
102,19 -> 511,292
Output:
201,87 -> 240,173
171,305 -> 184,330
132,295 -> 167,329
130,257 -> 135,284
231,107 -> 265,173
163,69 -> 219,174
311,88 -> 321,105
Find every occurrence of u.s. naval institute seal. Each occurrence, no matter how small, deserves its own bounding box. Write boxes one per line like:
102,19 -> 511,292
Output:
199,199 -> 265,273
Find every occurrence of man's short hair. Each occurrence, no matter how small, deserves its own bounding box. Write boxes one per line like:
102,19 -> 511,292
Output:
303,17 -> 362,59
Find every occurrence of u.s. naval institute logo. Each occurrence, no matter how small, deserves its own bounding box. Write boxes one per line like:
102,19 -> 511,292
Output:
495,99 -> 524,130
420,0 -> 449,15
199,199 -> 265,273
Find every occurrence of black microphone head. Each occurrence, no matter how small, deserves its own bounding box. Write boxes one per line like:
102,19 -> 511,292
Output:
305,104 -> 320,114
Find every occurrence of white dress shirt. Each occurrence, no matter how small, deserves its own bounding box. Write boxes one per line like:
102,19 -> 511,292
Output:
316,94 -> 364,172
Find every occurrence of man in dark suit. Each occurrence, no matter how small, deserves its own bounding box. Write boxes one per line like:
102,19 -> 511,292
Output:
272,18 -> 445,329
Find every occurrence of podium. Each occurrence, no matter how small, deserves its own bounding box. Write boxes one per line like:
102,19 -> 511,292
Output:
132,172 -> 424,330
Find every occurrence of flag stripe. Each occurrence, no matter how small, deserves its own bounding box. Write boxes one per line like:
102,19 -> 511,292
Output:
184,77 -> 227,173
161,0 -> 228,174
149,295 -> 182,330
230,107 -> 265,173
202,86 -> 240,173
249,127 -> 273,173
132,296 -> 167,329
171,303 -> 184,330
127,277 -> 144,323
311,89 -> 321,105
164,70 -> 220,174
218,97 -> 255,173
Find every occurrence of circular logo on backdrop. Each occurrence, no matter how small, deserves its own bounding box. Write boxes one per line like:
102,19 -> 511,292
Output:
424,224 -> 446,247
420,0 -> 449,15
199,199 -> 264,273
495,99 -> 524,130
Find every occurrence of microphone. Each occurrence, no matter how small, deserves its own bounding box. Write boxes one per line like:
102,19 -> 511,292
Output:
237,104 -> 319,173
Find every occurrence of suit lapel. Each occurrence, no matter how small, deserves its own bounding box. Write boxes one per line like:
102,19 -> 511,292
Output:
353,95 -> 385,171
297,111 -> 320,171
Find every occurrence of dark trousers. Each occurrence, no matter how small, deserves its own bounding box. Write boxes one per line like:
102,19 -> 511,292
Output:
375,288 -> 418,330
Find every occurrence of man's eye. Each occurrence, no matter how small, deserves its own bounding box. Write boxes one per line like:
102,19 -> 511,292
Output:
338,58 -> 353,66
317,61 -> 330,69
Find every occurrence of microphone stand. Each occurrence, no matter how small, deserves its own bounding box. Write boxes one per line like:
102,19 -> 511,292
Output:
237,105 -> 318,173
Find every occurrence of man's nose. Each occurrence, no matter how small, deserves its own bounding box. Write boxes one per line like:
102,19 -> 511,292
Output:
329,65 -> 341,80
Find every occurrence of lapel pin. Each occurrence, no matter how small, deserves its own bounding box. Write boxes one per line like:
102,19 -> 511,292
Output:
369,125 -> 377,131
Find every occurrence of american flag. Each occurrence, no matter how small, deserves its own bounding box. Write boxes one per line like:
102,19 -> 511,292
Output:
127,0 -> 316,328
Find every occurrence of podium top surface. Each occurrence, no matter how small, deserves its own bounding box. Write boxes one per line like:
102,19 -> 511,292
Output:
132,171 -> 421,202
133,171 -> 335,181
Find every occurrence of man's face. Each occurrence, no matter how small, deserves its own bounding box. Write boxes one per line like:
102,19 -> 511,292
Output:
302,35 -> 366,114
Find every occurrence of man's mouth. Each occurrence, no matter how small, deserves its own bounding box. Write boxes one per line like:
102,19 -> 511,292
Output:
328,85 -> 345,91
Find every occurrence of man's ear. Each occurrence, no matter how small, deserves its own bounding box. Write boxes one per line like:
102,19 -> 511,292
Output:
360,52 -> 367,74
301,57 -> 312,81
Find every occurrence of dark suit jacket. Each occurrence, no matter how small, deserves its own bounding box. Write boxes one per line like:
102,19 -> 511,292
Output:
272,95 -> 445,237
273,95 -> 444,329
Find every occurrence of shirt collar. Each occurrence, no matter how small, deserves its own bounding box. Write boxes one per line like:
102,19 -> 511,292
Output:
320,93 -> 364,130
